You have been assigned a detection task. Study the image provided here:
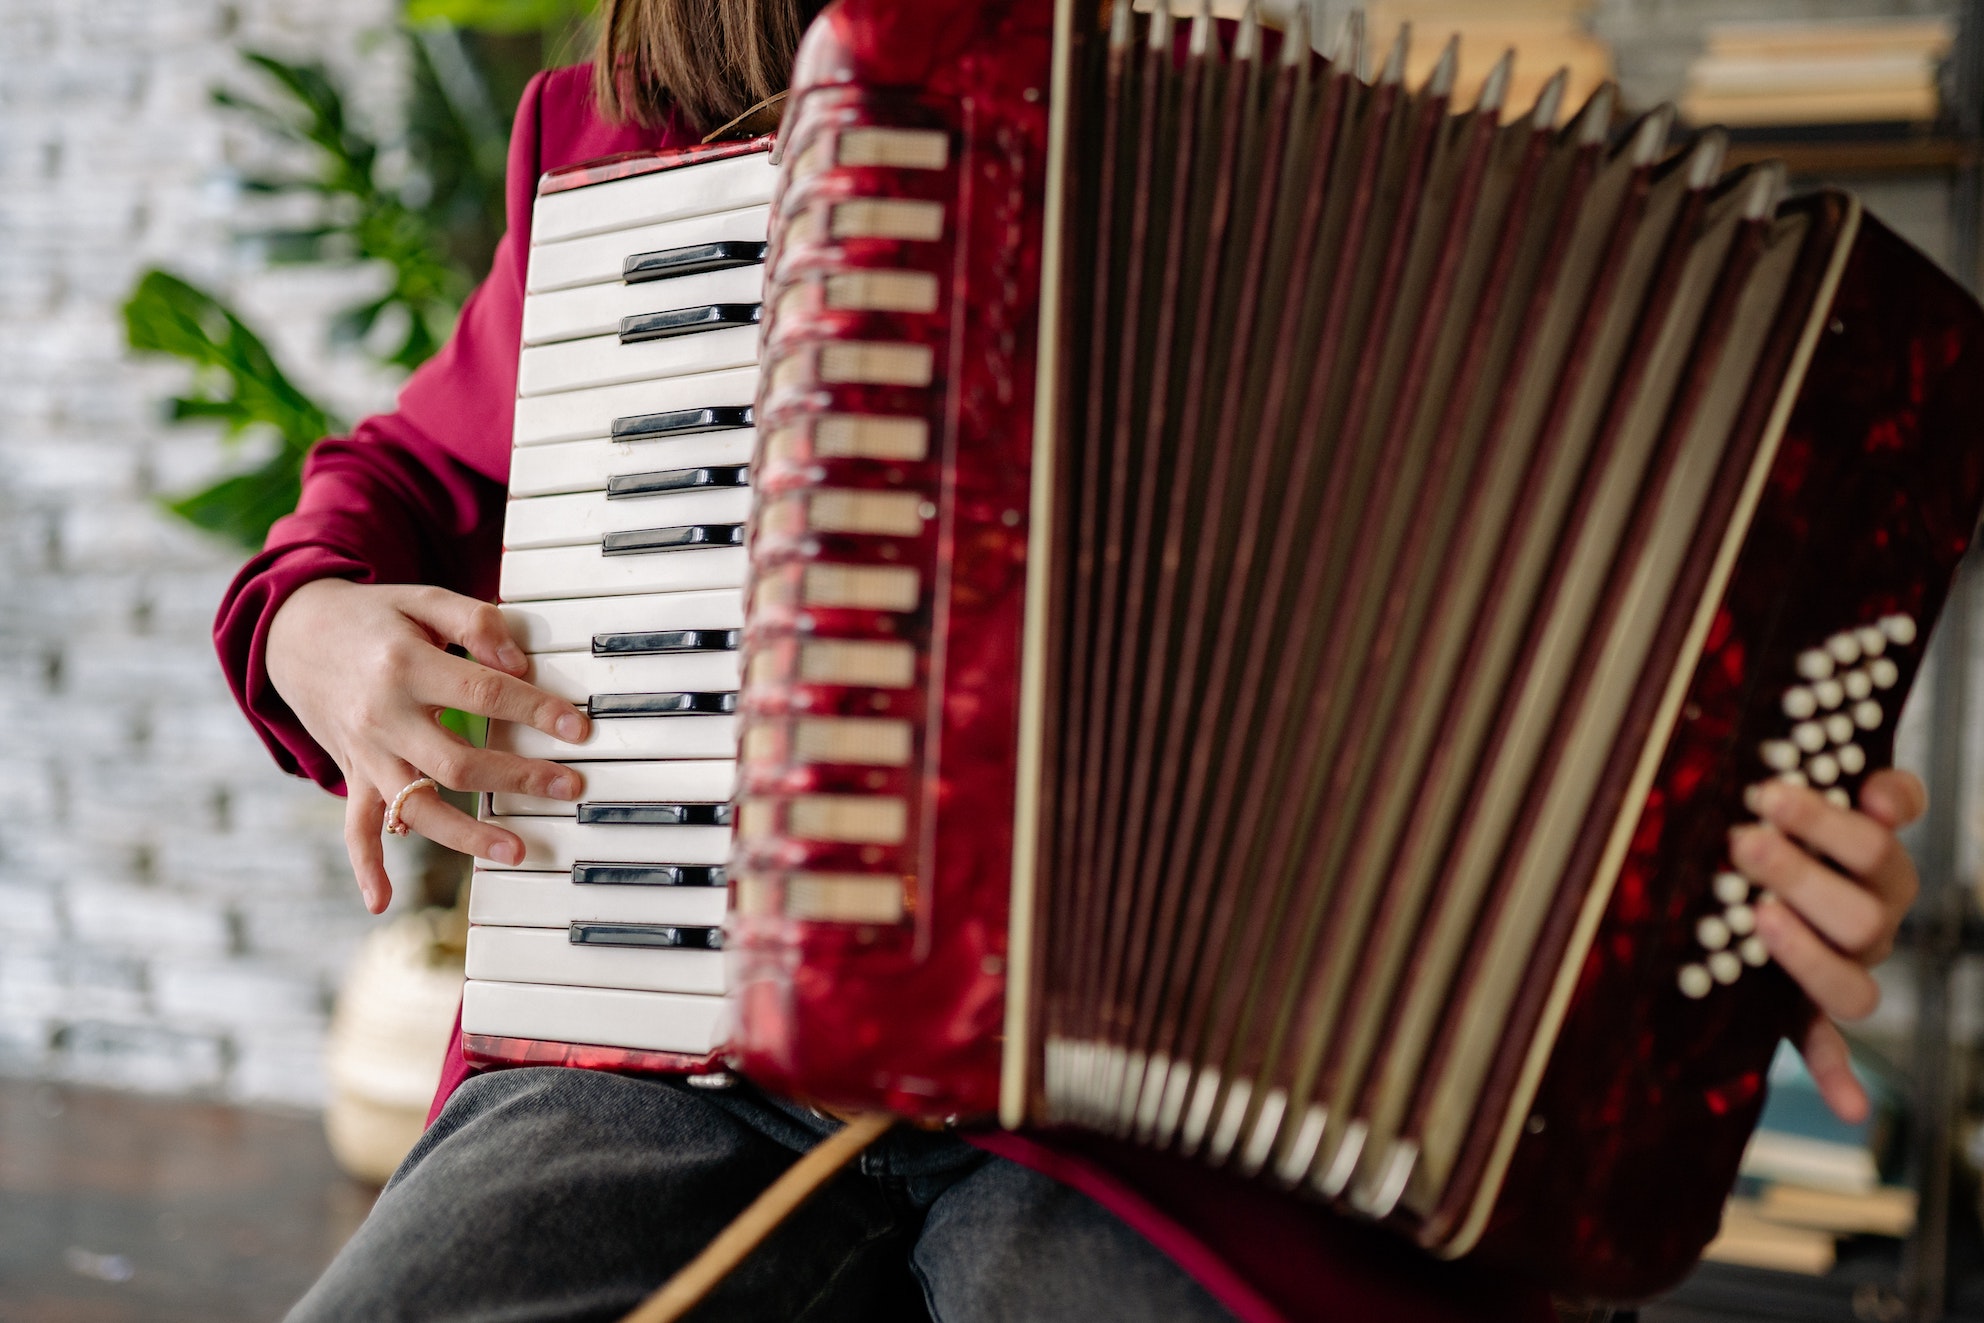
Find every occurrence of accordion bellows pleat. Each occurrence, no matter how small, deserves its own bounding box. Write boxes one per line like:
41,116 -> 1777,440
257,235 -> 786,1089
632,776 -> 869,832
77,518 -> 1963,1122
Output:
1039,0 -> 1813,1234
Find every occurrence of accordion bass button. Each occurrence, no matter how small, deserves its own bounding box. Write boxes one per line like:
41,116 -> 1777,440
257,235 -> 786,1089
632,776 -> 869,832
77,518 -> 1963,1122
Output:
1714,871 -> 1750,905
1869,658 -> 1900,689
1813,678 -> 1845,709
1843,670 -> 1873,701
1825,787 -> 1852,808
1854,626 -> 1887,657
1853,699 -> 1884,731
1740,936 -> 1771,967
1823,713 -> 1855,745
1708,952 -> 1743,984
1807,754 -> 1840,786
1759,740 -> 1800,772
1791,722 -> 1826,753
1836,744 -> 1867,776
1880,614 -> 1918,647
1725,904 -> 1756,936
1781,687 -> 1818,720
1696,916 -> 1731,951
1796,649 -> 1834,681
1825,632 -> 1862,666
1678,964 -> 1713,999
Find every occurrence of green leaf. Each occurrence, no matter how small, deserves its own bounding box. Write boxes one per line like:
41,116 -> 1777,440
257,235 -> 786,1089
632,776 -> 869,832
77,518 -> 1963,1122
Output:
405,0 -> 595,35
124,270 -> 337,450
124,269 -> 338,550
160,446 -> 309,550
436,707 -> 489,747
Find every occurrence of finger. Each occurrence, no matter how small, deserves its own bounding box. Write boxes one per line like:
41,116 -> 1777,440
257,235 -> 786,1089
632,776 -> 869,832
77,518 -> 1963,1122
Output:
1751,780 -> 1899,885
398,723 -> 583,801
1859,768 -> 1926,831
1755,894 -> 1882,1021
394,586 -> 528,677
408,650 -> 589,745
390,778 -> 528,867
1796,1015 -> 1870,1126
343,790 -> 394,915
1730,821 -> 1890,956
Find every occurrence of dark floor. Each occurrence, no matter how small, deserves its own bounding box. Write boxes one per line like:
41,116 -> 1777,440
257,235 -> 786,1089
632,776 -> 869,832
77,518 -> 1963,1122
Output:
0,1078 -> 373,1323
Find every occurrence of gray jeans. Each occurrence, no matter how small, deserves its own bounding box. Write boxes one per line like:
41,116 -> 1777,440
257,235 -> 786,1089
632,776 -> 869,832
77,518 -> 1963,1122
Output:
285,1067 -> 1235,1322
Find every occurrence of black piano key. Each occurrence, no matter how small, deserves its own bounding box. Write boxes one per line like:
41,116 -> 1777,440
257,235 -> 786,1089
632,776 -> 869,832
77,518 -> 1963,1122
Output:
607,465 -> 750,500
592,628 -> 741,657
619,303 -> 762,343
600,524 -> 745,556
568,921 -> 724,950
577,802 -> 734,827
587,691 -> 738,718
622,240 -> 768,284
610,406 -> 754,441
570,863 -> 727,887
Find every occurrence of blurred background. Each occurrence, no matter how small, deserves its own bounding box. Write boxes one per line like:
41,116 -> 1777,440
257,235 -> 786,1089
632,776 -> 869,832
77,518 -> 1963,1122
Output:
3,0 -> 1984,1319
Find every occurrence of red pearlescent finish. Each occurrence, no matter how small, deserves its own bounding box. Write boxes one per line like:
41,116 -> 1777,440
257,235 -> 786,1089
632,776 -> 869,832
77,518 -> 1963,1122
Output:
535,135 -> 775,193
725,0 -> 1052,1118
1468,210 -> 1984,1298
460,1033 -> 722,1076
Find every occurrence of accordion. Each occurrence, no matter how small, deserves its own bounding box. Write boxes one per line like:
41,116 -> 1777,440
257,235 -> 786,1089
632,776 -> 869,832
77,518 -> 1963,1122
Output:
465,0 -> 1984,1298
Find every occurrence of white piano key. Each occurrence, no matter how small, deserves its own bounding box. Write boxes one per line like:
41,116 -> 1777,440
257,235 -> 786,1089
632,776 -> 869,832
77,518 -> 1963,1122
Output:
491,759 -> 736,817
523,264 -> 767,346
499,543 -> 747,603
470,869 -> 730,929
504,484 -> 753,551
501,589 -> 744,654
474,816 -> 730,871
467,925 -> 726,994
510,430 -> 757,498
526,204 -> 771,293
491,714 -> 739,761
461,979 -> 726,1056
528,649 -> 741,702
514,368 -> 758,446
519,325 -> 760,397
532,150 -> 777,244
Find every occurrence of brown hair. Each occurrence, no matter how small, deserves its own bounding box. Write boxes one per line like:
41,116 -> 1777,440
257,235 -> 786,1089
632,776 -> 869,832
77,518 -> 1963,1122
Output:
593,0 -> 808,133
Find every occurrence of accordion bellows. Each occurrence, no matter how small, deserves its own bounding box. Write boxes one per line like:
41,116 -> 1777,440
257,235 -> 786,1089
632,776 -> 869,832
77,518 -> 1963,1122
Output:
726,0 -> 1984,1295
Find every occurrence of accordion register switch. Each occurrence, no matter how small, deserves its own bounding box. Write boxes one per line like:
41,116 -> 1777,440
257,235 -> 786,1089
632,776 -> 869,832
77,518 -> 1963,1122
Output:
463,138 -> 778,1072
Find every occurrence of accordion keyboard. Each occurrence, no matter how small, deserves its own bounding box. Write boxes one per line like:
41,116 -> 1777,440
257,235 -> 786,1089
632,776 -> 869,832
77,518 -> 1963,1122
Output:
461,141 -> 776,1068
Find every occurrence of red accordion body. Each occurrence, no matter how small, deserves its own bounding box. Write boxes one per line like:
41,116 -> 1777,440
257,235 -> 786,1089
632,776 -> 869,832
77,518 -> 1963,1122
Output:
469,0 -> 1984,1300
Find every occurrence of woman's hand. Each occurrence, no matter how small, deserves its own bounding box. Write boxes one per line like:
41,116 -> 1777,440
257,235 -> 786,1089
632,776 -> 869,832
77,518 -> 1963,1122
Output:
1730,769 -> 1926,1125
267,579 -> 589,913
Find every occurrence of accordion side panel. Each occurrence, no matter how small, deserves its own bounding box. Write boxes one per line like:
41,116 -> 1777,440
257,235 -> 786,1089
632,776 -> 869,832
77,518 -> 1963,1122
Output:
1469,207 -> 1984,1297
727,0 -> 1053,1117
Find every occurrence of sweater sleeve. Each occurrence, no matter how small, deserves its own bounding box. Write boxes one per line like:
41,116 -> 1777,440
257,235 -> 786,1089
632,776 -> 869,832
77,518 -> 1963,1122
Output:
211,71 -> 552,793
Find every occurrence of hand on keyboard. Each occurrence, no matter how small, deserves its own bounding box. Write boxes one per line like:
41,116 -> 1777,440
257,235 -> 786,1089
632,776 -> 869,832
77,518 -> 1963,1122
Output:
267,578 -> 591,912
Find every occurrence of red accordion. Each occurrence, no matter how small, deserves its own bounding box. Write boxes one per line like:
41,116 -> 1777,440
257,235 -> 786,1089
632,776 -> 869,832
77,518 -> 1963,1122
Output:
477,0 -> 1984,1299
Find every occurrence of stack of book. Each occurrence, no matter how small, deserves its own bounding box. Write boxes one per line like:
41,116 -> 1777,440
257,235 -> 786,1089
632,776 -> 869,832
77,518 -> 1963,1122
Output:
1680,17 -> 1951,129
1706,1041 -> 1915,1276
1362,0 -> 1613,112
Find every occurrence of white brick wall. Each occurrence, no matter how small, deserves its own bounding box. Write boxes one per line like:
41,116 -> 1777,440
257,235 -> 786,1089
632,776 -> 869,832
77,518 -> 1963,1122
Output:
0,0 -> 428,1108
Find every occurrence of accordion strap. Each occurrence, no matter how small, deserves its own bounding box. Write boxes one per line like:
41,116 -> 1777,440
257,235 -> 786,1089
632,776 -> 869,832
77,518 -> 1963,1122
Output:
619,1111 -> 896,1323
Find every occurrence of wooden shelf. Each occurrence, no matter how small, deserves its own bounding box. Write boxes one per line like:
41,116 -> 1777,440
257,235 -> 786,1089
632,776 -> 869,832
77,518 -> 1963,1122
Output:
1718,134 -> 1976,176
